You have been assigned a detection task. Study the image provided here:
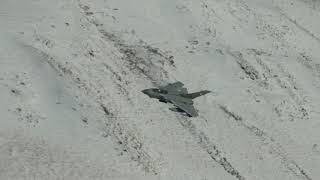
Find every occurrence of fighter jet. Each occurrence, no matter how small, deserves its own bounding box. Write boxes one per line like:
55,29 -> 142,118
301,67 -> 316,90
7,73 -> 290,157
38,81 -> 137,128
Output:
142,81 -> 211,117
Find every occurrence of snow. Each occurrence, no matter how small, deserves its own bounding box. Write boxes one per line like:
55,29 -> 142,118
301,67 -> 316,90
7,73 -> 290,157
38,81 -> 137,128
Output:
0,0 -> 320,179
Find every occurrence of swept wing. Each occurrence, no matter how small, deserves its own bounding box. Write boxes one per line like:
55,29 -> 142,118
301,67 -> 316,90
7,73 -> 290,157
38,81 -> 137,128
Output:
171,99 -> 198,117
165,95 -> 198,117
160,81 -> 188,94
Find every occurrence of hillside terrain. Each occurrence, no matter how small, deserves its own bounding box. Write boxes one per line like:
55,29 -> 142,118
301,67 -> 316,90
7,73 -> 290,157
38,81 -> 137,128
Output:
0,0 -> 320,179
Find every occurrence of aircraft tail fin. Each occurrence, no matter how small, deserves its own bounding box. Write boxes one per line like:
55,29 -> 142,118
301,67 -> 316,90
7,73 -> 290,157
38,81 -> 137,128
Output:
184,90 -> 211,99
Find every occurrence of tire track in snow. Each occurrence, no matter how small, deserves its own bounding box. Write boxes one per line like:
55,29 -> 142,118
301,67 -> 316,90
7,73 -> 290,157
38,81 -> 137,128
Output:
176,115 -> 246,180
100,103 -> 159,175
219,105 -> 313,180
276,7 -> 320,44
227,48 -> 309,122
78,2 -> 176,87
249,50 -> 309,122
295,52 -> 320,90
23,41 -> 160,175
228,50 -> 260,80
98,28 -> 175,86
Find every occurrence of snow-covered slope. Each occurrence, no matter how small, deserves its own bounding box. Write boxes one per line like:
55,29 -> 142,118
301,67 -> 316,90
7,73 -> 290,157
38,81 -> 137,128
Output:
1,0 -> 320,179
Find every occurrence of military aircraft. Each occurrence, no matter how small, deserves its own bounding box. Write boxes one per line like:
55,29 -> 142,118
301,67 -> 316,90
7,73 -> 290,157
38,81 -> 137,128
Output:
142,81 -> 211,117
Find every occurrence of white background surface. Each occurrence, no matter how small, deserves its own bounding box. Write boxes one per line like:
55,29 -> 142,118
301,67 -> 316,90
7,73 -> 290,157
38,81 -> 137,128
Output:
0,0 -> 320,179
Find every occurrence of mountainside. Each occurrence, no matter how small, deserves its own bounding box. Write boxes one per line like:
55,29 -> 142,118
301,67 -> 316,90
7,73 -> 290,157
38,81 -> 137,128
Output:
1,0 -> 320,179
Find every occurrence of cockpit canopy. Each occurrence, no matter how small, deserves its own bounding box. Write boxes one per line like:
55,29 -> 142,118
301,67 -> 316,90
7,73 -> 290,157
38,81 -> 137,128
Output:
152,88 -> 168,94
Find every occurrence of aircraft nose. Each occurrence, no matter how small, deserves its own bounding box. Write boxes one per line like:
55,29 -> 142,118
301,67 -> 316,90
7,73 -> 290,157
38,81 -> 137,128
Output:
141,89 -> 148,94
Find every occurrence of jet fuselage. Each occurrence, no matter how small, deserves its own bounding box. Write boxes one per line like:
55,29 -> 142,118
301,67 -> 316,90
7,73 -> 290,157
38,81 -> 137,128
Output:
142,82 -> 211,117
142,88 -> 170,102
